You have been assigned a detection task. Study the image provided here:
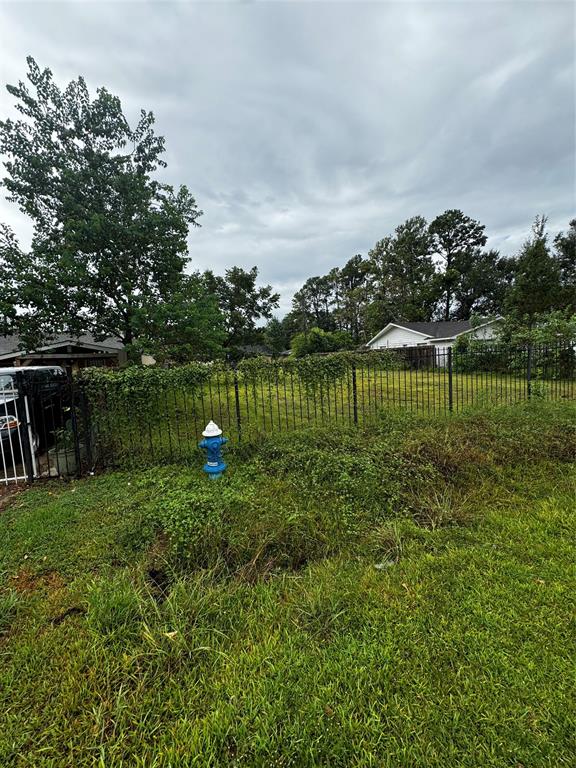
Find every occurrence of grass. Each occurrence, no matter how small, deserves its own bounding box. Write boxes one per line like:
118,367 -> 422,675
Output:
0,401 -> 574,766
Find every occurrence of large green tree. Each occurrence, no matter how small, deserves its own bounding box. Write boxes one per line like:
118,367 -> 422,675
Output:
203,266 -> 279,353
505,216 -> 561,323
291,274 -> 337,333
334,255 -> 371,342
0,57 -> 203,353
137,273 -> 226,363
366,216 -> 436,334
553,219 -> 576,313
452,248 -> 514,320
429,210 -> 488,320
263,317 -> 290,357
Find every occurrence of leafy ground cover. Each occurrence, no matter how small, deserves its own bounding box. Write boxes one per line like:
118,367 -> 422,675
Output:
0,402 -> 574,766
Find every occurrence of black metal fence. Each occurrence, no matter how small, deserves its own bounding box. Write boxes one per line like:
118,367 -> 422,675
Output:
83,343 -> 575,470
2,343 -> 574,483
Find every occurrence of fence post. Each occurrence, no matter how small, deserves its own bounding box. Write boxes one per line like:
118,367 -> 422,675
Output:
78,381 -> 94,472
526,343 -> 533,400
351,364 -> 358,424
447,348 -> 454,412
233,369 -> 242,441
14,371 -> 35,483
67,371 -> 82,477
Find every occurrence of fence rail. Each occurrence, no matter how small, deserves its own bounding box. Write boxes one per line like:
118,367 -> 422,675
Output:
1,343 -> 574,483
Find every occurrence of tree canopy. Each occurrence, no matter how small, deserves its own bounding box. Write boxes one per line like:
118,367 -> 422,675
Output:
203,266 -> 279,355
0,57 -> 209,357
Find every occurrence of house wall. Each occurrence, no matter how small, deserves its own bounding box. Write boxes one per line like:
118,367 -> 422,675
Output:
430,323 -> 500,366
368,326 -> 429,349
428,340 -> 454,366
468,324 -> 498,341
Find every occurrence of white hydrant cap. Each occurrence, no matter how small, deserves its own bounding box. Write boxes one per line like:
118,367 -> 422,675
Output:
202,420 -> 223,437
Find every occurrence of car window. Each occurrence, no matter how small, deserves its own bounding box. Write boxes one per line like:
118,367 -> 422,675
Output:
0,373 -> 15,390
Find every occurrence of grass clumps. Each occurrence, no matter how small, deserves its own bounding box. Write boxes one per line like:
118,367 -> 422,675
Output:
140,401 -> 575,576
85,572 -> 145,637
0,400 -> 574,766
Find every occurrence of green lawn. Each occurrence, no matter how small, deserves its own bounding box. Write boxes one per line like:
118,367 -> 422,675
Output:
0,402 -> 575,766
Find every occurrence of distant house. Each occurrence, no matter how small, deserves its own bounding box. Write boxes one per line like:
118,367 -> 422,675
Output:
0,334 -> 126,371
366,318 -> 502,358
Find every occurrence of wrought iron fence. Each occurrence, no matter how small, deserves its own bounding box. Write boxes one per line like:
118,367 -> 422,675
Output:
83,343 -> 575,470
1,342 -> 574,484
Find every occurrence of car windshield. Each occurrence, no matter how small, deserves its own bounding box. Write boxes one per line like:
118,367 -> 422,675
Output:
0,374 -> 16,391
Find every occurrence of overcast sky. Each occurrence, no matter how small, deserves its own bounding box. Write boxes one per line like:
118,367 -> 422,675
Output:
1,0 -> 574,314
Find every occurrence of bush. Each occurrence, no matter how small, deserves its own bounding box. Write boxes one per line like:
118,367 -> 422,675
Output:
290,327 -> 354,357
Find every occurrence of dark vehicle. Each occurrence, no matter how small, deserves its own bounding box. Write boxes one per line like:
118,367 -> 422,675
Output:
0,366 -> 69,468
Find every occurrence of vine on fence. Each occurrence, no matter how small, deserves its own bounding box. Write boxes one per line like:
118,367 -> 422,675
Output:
78,362 -> 215,421
80,362 -> 215,395
77,350 -> 402,416
239,350 -> 400,393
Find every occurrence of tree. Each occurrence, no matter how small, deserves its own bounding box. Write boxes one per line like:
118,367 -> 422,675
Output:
203,266 -> 279,352
0,224 -> 23,334
553,219 -> 576,313
452,248 -> 513,319
137,273 -> 226,363
334,255 -> 371,342
291,274 -> 336,332
366,216 -> 437,336
263,317 -> 289,357
505,216 -> 561,323
429,210 -> 487,320
0,57 -> 201,352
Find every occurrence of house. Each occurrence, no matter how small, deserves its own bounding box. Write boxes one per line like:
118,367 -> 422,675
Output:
366,318 -> 502,361
0,334 -> 127,371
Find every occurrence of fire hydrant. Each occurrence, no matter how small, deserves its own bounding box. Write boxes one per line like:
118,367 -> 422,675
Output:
199,421 -> 228,479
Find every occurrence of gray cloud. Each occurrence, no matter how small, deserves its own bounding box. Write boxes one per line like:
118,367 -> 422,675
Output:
1,0 -> 574,314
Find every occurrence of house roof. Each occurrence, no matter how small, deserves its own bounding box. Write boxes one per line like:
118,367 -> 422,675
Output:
0,334 -> 124,360
392,321 -> 473,338
367,318 -> 501,347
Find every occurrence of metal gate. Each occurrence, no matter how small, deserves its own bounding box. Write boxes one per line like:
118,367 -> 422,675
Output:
0,369 -> 85,485
0,376 -> 37,484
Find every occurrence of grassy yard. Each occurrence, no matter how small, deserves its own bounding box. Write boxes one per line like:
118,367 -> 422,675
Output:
0,402 -> 575,766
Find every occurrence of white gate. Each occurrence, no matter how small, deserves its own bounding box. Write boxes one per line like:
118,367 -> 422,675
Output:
0,379 -> 37,485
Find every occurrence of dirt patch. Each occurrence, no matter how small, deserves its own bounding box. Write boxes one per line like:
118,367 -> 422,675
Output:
9,569 -> 66,594
51,605 -> 86,625
0,483 -> 27,511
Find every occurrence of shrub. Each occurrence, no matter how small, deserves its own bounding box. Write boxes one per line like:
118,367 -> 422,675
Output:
290,327 -> 354,357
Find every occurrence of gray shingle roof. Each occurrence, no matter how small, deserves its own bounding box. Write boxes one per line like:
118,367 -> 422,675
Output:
0,334 -> 124,358
395,321 -> 472,338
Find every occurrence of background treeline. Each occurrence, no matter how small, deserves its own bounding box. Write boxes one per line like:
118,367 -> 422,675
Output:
266,212 -> 576,356
0,59 -> 574,364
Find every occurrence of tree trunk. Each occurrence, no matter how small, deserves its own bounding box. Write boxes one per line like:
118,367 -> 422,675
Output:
444,251 -> 452,321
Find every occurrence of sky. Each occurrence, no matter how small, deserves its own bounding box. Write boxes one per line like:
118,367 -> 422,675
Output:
0,0 -> 574,315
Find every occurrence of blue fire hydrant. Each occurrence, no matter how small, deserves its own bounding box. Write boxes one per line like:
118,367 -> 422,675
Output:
199,421 -> 228,479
